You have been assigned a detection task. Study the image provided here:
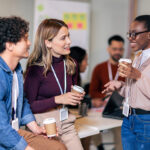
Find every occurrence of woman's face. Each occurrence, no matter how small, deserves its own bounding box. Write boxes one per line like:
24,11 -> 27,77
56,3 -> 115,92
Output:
48,26 -> 71,57
80,54 -> 88,73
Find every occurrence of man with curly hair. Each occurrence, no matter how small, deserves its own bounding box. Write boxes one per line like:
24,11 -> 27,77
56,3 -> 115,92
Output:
0,16 -> 66,150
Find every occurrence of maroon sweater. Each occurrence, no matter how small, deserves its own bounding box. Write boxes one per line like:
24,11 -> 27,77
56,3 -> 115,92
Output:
89,61 -> 125,99
24,56 -> 78,113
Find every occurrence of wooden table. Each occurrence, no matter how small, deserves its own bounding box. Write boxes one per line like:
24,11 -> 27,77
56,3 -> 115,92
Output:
70,108 -> 122,139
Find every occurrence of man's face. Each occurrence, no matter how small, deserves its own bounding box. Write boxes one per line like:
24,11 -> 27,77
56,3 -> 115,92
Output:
108,40 -> 124,62
128,21 -> 150,52
12,33 -> 31,59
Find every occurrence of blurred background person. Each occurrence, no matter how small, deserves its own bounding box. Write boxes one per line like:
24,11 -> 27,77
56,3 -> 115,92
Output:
70,46 -> 88,86
70,46 -> 90,150
90,35 -> 125,108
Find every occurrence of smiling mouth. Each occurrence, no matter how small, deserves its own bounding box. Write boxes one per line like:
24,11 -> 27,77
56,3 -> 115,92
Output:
64,47 -> 70,50
130,42 -> 137,47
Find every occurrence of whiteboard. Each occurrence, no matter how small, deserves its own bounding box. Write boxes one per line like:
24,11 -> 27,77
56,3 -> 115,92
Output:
34,0 -> 90,49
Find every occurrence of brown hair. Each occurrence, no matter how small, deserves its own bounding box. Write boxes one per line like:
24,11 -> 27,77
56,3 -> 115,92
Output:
25,19 -> 76,76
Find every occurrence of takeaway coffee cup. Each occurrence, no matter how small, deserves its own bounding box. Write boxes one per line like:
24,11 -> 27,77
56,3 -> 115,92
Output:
119,58 -> 132,65
71,85 -> 84,94
71,85 -> 88,116
119,58 -> 132,76
43,118 -> 57,137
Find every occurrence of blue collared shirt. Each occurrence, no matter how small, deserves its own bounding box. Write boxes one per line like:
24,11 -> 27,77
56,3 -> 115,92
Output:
0,57 -> 35,150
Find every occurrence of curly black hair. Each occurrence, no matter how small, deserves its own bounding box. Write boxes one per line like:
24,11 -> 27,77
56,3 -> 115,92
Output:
0,16 -> 29,53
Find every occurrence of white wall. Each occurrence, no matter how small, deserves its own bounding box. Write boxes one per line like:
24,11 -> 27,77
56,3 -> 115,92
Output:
137,0 -> 150,15
89,0 -> 129,81
0,0 -> 34,69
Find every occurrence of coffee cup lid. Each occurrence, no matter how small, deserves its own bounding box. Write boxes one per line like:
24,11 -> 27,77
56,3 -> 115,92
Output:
43,118 -> 56,124
119,58 -> 132,63
72,85 -> 84,93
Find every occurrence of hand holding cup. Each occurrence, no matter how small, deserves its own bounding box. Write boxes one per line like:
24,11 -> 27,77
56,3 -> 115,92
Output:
118,58 -> 132,77
71,85 -> 84,94
118,58 -> 141,80
71,85 -> 85,103
55,85 -> 85,106
43,118 -> 57,138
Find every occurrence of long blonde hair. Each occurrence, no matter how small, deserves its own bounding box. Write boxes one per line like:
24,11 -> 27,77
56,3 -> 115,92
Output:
25,19 -> 76,77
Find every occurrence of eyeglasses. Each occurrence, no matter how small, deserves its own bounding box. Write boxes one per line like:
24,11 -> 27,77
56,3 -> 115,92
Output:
127,30 -> 149,39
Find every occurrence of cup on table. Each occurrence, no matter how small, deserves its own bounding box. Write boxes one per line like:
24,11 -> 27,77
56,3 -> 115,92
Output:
78,102 -> 89,117
43,118 -> 57,137
119,58 -> 132,76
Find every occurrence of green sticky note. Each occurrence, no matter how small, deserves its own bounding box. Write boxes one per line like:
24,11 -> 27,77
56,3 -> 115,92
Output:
37,4 -> 44,12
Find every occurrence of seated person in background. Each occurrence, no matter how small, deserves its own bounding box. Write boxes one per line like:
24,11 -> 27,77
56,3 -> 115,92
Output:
24,19 -> 84,150
69,46 -> 90,150
0,16 -> 66,150
69,46 -> 91,106
90,35 -> 125,107
70,46 -> 88,86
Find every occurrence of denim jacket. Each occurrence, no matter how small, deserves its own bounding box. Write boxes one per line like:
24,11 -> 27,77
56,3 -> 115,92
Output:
0,57 -> 35,150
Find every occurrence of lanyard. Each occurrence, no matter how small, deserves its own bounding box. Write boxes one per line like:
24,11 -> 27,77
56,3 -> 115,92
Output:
107,61 -> 119,81
12,71 -> 19,120
125,54 -> 142,104
51,60 -> 67,95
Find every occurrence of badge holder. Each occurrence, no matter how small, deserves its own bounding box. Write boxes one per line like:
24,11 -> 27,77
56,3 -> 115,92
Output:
123,97 -> 129,117
12,118 -> 19,131
60,105 -> 68,121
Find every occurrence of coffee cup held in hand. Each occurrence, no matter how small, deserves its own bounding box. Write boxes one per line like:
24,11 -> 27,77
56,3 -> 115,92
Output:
119,58 -> 132,65
71,85 -> 84,94
43,118 -> 57,137
119,58 -> 132,76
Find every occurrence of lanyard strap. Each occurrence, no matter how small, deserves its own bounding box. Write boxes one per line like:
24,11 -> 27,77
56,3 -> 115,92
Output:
51,60 -> 67,95
107,61 -> 119,81
125,78 -> 131,104
12,71 -> 19,120
125,54 -> 142,104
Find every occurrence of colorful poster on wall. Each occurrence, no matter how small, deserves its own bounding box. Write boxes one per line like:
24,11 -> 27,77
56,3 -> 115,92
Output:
34,0 -> 90,48
63,13 -> 87,30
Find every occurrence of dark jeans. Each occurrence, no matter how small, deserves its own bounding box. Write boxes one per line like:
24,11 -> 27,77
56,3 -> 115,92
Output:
121,109 -> 150,150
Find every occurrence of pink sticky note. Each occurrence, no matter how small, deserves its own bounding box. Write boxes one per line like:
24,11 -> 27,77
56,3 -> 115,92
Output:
77,23 -> 83,29
67,23 -> 73,29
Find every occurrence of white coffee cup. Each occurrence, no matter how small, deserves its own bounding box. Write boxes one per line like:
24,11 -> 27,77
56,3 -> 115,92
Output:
71,85 -> 84,94
119,58 -> 132,64
119,58 -> 132,76
43,118 -> 57,137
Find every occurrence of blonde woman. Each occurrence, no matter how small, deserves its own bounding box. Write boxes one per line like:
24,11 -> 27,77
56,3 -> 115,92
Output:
24,19 -> 84,150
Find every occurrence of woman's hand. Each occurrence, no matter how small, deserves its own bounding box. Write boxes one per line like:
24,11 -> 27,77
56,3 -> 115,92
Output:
118,62 -> 141,80
102,80 -> 123,95
55,92 -> 85,106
